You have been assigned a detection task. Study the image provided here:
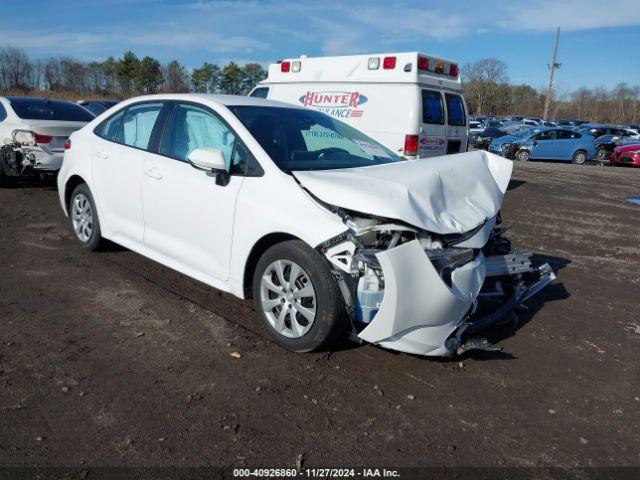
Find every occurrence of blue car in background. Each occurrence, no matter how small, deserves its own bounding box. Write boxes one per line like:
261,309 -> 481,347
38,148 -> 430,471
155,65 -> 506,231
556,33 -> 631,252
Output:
489,127 -> 596,164
488,126 -> 541,155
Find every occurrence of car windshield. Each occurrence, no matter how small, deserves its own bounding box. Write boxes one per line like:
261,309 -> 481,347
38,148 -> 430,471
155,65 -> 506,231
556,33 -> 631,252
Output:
8,97 -> 95,122
229,106 -> 403,171
482,127 -> 504,136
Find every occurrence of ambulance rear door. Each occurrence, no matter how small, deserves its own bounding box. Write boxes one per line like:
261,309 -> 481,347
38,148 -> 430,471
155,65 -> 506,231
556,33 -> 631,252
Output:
443,91 -> 468,154
418,89 -> 447,158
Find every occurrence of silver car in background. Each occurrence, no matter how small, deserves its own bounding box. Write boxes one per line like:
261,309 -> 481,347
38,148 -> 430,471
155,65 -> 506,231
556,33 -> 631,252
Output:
0,96 -> 94,184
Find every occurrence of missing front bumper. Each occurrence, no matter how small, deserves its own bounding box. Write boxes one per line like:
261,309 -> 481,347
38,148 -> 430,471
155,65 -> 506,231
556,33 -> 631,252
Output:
356,240 -> 486,356
354,240 -> 556,357
447,262 -> 556,355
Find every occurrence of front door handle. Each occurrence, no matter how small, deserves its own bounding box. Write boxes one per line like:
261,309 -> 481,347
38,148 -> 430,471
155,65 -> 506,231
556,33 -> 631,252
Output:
144,167 -> 162,180
95,151 -> 109,159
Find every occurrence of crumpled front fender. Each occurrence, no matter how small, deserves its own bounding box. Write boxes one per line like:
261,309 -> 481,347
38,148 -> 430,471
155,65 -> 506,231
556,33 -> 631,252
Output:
357,240 -> 485,356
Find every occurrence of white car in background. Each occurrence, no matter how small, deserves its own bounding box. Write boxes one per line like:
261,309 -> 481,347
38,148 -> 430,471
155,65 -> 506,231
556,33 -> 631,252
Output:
0,96 -> 94,184
57,94 -> 554,357
469,120 -> 484,134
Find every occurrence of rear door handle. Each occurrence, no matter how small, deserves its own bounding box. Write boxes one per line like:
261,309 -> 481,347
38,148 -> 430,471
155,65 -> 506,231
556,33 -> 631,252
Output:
95,151 -> 108,159
144,167 -> 162,180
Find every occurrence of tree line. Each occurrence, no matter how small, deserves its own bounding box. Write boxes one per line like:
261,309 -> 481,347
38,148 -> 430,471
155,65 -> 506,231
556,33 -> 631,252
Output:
1,45 -> 638,125
0,46 -> 266,98
461,58 -> 640,125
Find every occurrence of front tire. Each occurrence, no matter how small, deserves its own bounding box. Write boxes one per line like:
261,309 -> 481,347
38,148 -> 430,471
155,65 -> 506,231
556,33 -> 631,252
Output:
572,150 -> 587,165
515,149 -> 530,162
595,147 -> 607,163
69,184 -> 104,251
252,240 -> 346,352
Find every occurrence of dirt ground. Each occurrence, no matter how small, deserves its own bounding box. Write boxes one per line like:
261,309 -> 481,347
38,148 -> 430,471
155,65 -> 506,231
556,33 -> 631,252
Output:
1,161 -> 639,471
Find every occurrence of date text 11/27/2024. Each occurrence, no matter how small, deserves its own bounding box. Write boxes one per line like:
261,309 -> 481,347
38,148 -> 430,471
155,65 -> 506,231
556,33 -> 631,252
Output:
232,468 -> 401,478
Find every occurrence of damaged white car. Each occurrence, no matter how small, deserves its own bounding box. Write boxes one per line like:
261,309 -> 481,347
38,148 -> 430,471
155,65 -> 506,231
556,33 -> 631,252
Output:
58,94 -> 554,356
0,96 -> 94,185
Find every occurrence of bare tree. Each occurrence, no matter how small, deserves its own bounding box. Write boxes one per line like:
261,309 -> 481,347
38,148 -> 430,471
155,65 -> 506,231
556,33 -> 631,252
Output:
163,60 -> 189,93
461,58 -> 509,115
0,46 -> 34,92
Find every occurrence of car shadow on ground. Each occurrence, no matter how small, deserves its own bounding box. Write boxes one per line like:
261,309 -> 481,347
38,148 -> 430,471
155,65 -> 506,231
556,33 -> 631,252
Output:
1,176 -> 57,190
459,253 -> 571,361
507,179 -> 527,191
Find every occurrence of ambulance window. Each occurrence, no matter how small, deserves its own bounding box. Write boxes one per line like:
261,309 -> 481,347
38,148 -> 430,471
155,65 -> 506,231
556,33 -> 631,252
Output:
445,93 -> 466,127
250,87 -> 269,99
421,90 -> 444,125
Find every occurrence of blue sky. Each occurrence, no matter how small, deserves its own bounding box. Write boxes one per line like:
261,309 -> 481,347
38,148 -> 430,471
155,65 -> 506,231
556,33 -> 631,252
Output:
1,0 -> 639,92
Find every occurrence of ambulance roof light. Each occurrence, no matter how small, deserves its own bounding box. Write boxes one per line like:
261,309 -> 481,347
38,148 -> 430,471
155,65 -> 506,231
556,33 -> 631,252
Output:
383,56 -> 396,69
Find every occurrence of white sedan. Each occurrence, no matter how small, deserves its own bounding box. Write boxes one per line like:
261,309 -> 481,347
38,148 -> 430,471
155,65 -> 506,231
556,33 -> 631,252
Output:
0,96 -> 94,184
57,94 -> 554,356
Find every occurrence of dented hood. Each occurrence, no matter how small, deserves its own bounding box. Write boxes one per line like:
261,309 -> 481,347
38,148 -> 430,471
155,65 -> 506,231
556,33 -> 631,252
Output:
293,150 -> 513,234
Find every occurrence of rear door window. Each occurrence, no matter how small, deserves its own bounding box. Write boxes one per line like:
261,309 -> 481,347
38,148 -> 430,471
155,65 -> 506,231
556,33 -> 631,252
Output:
421,90 -> 444,125
116,102 -> 163,150
95,110 -> 125,141
445,93 -> 466,127
0,103 -> 6,121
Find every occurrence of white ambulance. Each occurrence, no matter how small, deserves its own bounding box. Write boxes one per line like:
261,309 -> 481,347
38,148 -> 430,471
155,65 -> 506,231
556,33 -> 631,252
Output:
250,52 -> 469,158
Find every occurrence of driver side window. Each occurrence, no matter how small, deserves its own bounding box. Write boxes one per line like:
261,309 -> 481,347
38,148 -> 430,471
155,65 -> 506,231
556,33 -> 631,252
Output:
535,130 -> 556,141
160,103 -> 236,169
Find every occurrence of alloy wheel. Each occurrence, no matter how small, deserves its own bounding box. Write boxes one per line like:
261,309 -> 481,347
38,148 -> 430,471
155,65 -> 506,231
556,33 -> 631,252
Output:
259,259 -> 317,338
71,193 -> 93,243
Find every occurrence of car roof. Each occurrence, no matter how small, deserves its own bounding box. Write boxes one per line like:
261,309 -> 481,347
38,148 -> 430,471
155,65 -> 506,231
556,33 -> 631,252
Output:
80,99 -> 120,104
118,93 -> 298,110
3,96 -> 77,104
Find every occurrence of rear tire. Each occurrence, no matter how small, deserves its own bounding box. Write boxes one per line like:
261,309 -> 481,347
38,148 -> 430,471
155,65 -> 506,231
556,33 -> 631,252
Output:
252,240 -> 347,352
572,150 -> 587,165
515,149 -> 530,162
69,183 -> 105,251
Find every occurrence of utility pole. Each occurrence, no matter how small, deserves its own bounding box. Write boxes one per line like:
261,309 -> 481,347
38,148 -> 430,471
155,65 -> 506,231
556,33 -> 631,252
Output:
543,27 -> 561,121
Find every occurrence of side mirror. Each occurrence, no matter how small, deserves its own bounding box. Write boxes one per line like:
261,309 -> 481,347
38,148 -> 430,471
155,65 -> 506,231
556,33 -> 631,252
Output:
187,148 -> 227,174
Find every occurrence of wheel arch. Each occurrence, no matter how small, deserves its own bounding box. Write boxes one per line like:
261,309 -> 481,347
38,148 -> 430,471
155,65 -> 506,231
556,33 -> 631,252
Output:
573,148 -> 588,162
242,232 -> 304,299
64,174 -> 88,213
